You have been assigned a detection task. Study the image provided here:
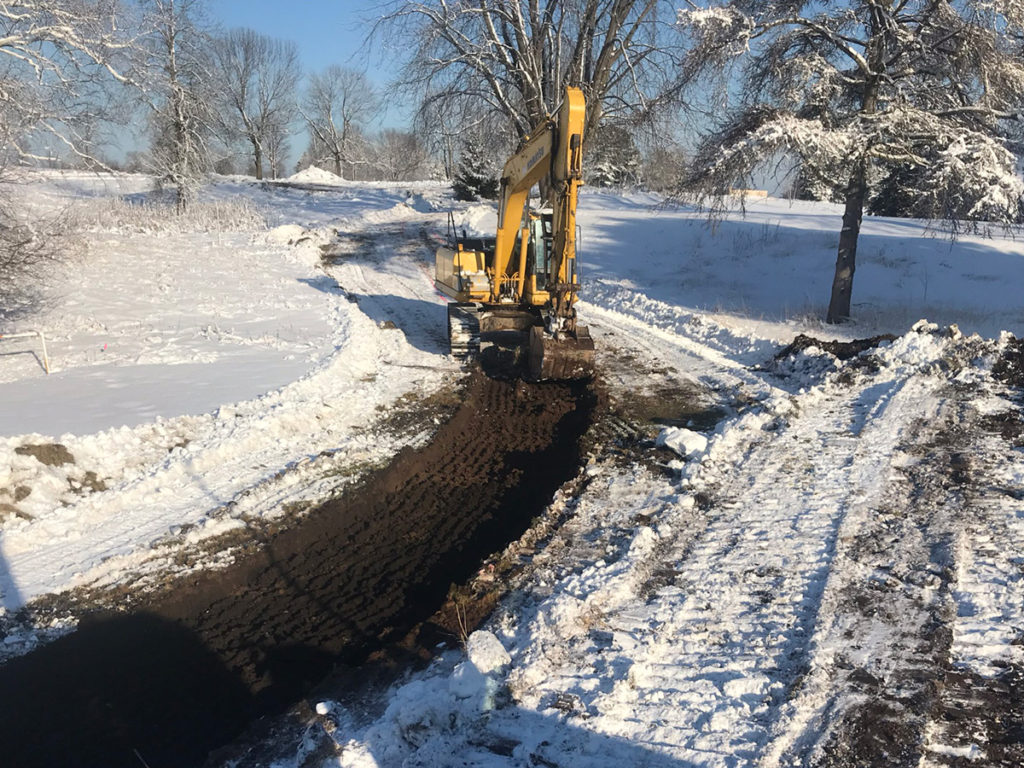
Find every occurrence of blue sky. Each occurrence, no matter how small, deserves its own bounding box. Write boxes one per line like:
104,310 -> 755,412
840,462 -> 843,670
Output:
209,0 -> 410,127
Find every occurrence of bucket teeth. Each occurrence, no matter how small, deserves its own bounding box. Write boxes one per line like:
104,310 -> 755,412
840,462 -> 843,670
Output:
527,325 -> 595,381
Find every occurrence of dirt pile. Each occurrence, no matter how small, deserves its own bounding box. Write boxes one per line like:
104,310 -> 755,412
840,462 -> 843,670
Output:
993,335 -> 1024,387
775,333 -> 897,361
0,373 -> 597,768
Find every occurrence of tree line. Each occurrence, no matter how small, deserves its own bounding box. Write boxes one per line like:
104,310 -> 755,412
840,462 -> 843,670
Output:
4,0 -> 1024,324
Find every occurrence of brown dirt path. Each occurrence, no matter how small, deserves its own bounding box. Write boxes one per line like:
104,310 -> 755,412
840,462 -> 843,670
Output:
0,373 -> 597,768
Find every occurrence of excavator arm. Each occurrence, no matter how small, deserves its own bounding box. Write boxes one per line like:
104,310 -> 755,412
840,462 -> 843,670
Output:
549,88 -> 585,328
491,87 -> 586,310
490,126 -> 553,302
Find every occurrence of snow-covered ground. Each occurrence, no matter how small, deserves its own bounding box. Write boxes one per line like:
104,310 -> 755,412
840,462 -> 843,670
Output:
302,324 -> 1023,768
0,170 -> 459,618
2,171 -> 1023,766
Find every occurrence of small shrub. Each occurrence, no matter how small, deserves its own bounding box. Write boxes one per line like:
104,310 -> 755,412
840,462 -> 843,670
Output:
0,201 -> 82,321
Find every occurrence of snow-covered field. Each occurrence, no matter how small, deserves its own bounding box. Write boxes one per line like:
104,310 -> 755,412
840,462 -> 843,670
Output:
0,172 -> 461,625
1,170 -> 1023,766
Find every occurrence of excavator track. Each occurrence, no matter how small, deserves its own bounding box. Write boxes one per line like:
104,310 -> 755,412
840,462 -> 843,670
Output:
447,303 -> 481,358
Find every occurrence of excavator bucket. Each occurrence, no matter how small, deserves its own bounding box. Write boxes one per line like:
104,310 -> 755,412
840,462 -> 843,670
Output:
527,325 -> 595,381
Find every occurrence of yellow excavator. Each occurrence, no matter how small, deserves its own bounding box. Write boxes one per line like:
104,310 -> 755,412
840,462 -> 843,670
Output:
435,86 -> 595,381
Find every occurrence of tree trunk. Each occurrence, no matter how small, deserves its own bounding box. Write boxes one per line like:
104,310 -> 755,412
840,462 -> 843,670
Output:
827,162 -> 867,323
825,1 -> 888,323
176,183 -> 187,214
253,141 -> 263,180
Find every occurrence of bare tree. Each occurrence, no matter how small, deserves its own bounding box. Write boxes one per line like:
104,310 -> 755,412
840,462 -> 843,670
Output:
211,28 -> 301,180
414,98 -> 459,179
370,129 -> 433,180
141,0 -> 215,211
414,99 -> 512,179
264,120 -> 290,180
374,0 -> 688,142
678,1 -> 1024,323
640,141 -> 686,193
300,66 -> 379,177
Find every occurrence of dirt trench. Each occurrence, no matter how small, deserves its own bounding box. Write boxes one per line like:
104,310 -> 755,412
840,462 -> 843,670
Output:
0,373 -> 597,768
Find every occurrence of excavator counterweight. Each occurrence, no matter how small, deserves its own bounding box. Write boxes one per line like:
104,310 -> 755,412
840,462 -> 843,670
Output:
435,86 -> 594,381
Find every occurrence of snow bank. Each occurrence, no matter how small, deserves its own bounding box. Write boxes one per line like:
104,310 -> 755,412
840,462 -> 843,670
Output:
285,166 -> 346,185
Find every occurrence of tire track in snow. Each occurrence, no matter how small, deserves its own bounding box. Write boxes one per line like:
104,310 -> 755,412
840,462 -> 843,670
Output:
948,410 -> 1024,678
752,342 -> 1024,768
506,344 -> 942,766
327,222 -> 451,360
581,298 -> 781,404
638,373 -> 931,765
916,385 -> 1024,768
760,386 -> 960,767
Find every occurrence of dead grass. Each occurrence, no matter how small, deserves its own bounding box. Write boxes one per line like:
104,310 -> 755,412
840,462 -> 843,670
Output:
71,195 -> 265,234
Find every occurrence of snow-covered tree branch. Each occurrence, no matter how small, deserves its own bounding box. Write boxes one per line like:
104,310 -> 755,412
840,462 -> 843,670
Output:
0,1 -> 140,317
0,0 -> 138,167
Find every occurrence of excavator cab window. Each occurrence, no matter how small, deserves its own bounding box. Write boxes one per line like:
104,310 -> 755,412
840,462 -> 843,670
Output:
531,213 -> 554,290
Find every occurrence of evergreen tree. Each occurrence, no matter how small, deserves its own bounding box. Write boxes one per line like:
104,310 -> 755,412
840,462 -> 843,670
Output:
872,141 -> 1024,224
787,162 -> 845,204
453,135 -> 499,201
869,163 -> 929,219
586,125 -> 641,188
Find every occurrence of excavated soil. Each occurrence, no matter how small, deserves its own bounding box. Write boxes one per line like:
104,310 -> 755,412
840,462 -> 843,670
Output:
0,373 -> 597,768
994,335 -> 1024,387
775,332 -> 898,361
